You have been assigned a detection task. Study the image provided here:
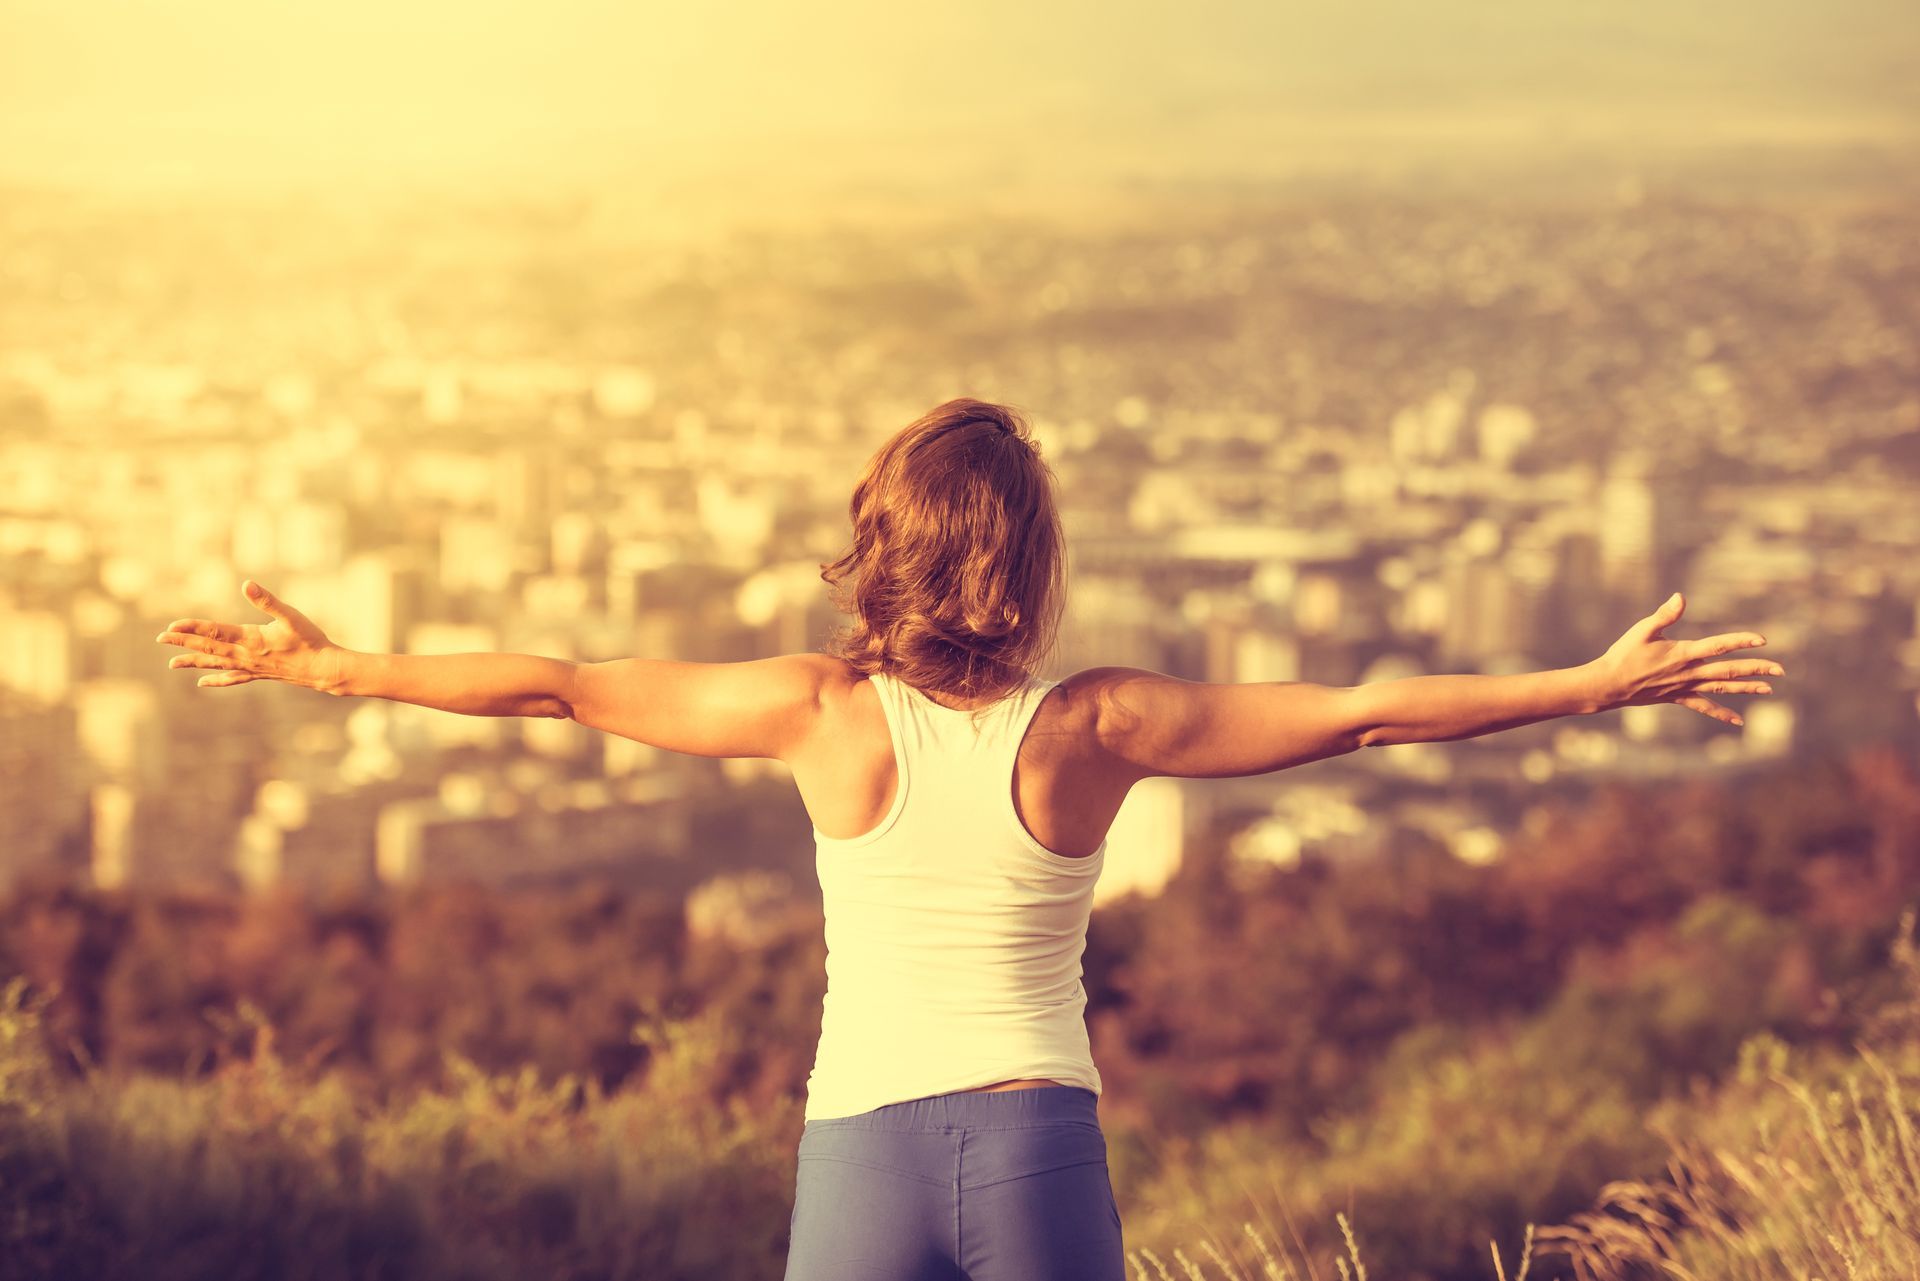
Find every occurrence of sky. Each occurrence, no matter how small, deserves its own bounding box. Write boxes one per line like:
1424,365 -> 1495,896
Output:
0,0 -> 1914,194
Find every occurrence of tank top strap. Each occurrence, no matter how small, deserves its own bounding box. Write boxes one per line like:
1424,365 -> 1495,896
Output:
994,674 -> 1058,770
866,670 -> 913,747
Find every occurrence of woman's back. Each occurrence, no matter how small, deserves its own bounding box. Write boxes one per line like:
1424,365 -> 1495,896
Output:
796,667 -> 1121,1122
796,664 -> 1133,858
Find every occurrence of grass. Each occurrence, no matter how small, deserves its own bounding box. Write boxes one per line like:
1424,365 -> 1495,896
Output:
0,980 -> 799,1281
1125,1211 -> 1539,1281
1130,1026 -> 1917,1281
1127,910 -> 1920,1281
4,908 -> 1917,1280
1535,910 -> 1920,1281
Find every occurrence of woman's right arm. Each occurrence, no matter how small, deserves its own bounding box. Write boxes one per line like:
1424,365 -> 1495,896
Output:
1087,591 -> 1783,782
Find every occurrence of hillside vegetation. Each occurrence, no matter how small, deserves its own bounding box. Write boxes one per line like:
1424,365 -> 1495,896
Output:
3,744 -> 1917,1279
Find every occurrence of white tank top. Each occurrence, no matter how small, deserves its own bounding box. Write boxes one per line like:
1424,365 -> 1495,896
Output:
803,669 -> 1106,1121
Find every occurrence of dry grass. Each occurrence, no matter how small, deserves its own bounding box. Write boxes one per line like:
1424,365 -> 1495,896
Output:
1134,1033 -> 1916,1281
1534,909 -> 1920,1281
0,979 -> 799,1281
5,905 -> 1918,1280
1127,1214 -> 1536,1281
1137,911 -> 1920,1281
1531,1038 -> 1920,1281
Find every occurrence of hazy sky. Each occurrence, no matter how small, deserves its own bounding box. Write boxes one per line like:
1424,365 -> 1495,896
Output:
1,0 -> 1913,192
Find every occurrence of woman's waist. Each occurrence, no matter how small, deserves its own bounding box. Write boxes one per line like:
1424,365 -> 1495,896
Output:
819,985 -> 1089,1024
812,1003 -> 1095,1074
803,1079 -> 1102,1129
959,1077 -> 1069,1093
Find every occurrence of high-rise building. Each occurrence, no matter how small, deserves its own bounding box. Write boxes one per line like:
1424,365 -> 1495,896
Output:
1056,572 -> 1165,675
1476,403 -> 1538,470
1438,555 -> 1525,668
551,511 -> 607,577
73,678 -> 164,791
0,606 -> 71,704
90,781 -> 137,889
495,446 -> 558,530
440,516 -> 517,594
1234,625 -> 1301,685
1597,451 -> 1687,605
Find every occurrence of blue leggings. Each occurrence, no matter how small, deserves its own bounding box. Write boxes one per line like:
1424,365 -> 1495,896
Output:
784,1084 -> 1126,1280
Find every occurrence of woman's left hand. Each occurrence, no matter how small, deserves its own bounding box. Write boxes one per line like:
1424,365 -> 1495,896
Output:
155,580 -> 347,694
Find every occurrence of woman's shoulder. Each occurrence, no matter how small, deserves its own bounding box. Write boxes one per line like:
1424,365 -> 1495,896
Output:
796,654 -> 868,702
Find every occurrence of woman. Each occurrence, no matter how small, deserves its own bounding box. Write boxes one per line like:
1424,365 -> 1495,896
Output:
156,397 -> 1783,1279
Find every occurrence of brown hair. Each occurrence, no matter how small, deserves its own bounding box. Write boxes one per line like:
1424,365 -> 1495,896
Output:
820,398 -> 1067,708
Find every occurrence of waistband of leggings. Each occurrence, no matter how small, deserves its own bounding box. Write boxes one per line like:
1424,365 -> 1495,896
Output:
806,1084 -> 1100,1131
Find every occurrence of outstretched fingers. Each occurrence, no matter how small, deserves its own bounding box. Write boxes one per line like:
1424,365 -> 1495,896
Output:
167,651 -> 241,673
160,630 -> 248,662
159,618 -> 245,645
1683,679 -> 1773,695
1681,655 -> 1785,682
166,647 -> 266,687
1675,694 -> 1743,726
1678,631 -> 1769,663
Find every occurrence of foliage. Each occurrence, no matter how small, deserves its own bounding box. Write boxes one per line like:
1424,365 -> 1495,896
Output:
1536,909 -> 1920,1281
1132,910 -> 1920,1281
2,743 -> 1919,1277
0,989 -> 799,1281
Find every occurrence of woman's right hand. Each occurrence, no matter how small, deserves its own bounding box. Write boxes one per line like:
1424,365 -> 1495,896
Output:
1587,591 -> 1785,727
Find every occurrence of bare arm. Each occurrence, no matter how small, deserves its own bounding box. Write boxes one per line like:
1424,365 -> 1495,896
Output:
1078,668 -> 1356,781
1081,667 -> 1592,781
332,650 -> 830,758
154,581 -> 575,716
1347,664 -> 1603,747
556,654 -> 828,759
159,580 -> 829,760
1089,591 -> 1783,782
335,650 -> 572,718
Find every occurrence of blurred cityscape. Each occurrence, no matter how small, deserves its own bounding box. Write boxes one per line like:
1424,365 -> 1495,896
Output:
3,168 -> 1917,924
